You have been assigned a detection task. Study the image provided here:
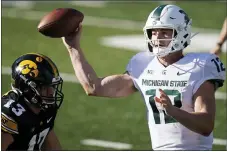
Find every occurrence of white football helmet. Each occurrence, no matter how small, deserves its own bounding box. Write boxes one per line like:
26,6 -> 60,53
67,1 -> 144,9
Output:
143,4 -> 193,57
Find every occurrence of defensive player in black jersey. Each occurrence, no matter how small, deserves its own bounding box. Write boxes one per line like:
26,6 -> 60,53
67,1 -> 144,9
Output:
1,53 -> 64,150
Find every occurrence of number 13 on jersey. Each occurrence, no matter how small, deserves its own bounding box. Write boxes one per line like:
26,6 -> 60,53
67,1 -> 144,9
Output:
146,89 -> 182,124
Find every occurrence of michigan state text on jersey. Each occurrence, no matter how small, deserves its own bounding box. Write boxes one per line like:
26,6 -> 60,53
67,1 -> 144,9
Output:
1,53 -> 64,150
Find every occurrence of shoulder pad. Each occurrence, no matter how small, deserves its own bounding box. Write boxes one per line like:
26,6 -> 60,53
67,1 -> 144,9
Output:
1,113 -> 19,134
1,90 -> 23,134
204,54 -> 225,88
126,51 -> 154,77
2,90 -> 20,101
191,53 -> 226,94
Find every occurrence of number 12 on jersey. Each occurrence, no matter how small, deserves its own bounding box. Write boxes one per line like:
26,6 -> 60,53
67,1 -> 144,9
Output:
211,57 -> 225,72
146,89 -> 182,124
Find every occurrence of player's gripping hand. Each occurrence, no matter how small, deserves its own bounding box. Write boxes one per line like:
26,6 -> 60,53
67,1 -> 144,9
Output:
62,23 -> 82,50
154,89 -> 174,114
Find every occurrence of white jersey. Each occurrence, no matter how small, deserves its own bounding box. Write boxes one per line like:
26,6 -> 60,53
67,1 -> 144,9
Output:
126,52 -> 225,150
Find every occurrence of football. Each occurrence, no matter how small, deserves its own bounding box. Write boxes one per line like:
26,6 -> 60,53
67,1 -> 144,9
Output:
37,8 -> 84,38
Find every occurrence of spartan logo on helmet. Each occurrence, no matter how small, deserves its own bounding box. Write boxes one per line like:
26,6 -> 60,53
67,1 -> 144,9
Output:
17,60 -> 39,78
179,10 -> 190,25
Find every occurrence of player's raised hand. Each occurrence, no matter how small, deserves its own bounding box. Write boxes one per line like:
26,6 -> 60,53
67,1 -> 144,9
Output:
62,23 -> 83,50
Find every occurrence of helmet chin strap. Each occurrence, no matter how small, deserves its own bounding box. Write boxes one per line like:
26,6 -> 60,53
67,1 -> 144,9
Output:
152,47 -> 171,57
11,84 -> 23,95
191,32 -> 199,39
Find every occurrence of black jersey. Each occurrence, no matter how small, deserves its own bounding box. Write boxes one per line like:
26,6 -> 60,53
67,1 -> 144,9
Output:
1,90 -> 58,150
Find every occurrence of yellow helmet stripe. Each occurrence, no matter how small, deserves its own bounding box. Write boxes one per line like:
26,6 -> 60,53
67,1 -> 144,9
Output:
1,113 -> 18,134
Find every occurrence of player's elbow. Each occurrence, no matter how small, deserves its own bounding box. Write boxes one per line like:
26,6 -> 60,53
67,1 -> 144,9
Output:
81,83 -> 96,96
201,124 -> 214,137
84,85 -> 114,97
83,83 -> 101,96
85,90 -> 96,96
84,87 -> 96,96
201,130 -> 212,137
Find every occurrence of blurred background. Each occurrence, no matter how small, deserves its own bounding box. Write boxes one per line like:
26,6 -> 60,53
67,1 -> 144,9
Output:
1,1 -> 227,150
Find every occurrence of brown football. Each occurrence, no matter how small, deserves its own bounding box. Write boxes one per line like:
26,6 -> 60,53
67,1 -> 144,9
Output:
38,8 -> 84,38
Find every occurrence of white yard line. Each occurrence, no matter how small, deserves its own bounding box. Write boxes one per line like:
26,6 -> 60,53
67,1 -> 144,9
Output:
2,1 -> 35,9
80,138 -> 226,149
2,8 -> 221,32
1,66 -> 226,100
1,8 -> 143,30
70,1 -> 107,8
101,35 -> 226,53
2,1 -> 107,9
1,66 -> 79,83
213,138 -> 227,146
81,139 -> 132,150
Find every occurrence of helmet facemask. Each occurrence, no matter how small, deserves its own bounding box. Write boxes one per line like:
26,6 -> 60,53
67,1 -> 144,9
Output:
39,81 -> 64,109
143,5 -> 193,57
144,27 -> 178,57
24,76 -> 64,110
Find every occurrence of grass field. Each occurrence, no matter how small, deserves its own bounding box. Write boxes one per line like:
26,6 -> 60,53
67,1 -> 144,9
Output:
1,1 -> 227,150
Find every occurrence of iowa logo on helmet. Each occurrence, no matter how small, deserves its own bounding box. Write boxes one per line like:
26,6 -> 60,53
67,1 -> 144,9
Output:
18,60 -> 39,77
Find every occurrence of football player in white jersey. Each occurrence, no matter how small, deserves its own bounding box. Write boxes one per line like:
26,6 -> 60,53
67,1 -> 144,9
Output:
62,4 -> 226,150
210,18 -> 227,57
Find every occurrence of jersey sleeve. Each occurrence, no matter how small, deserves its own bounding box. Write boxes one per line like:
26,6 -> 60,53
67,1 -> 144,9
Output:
1,96 -> 19,135
126,51 -> 155,90
126,52 -> 144,89
193,54 -> 226,94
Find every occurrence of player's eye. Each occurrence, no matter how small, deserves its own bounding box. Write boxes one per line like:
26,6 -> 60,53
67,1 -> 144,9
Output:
163,32 -> 169,37
152,30 -> 159,35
